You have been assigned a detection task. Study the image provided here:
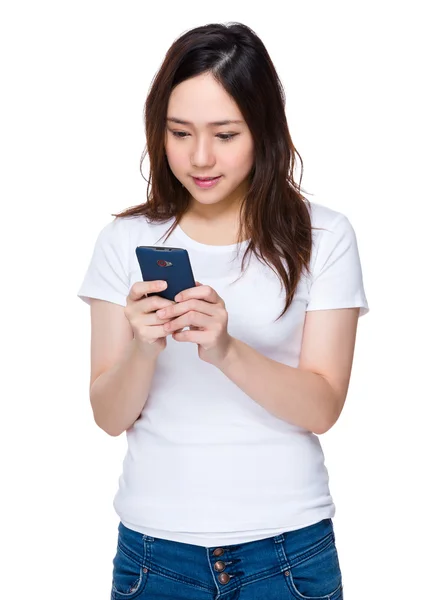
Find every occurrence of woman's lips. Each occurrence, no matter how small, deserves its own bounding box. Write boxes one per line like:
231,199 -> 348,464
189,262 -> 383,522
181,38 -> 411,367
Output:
191,176 -> 222,189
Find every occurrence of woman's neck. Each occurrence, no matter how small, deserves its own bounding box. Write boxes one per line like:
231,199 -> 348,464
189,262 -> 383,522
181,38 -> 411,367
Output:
179,208 -> 247,246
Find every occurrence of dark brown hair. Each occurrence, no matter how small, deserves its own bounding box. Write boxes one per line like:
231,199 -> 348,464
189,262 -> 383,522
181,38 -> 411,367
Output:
114,22 -> 314,319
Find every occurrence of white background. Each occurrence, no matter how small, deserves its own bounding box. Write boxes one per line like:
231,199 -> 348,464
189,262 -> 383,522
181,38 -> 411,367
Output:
1,1 -> 434,598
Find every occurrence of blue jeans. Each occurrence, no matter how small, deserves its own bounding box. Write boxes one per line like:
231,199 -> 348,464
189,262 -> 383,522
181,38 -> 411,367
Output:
111,518 -> 343,599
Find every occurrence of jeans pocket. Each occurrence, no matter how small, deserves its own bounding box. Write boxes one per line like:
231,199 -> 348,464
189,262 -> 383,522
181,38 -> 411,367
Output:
283,531 -> 343,600
111,542 -> 149,599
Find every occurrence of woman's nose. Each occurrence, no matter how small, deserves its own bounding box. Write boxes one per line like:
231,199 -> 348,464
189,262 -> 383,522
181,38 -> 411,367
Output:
191,138 -> 216,168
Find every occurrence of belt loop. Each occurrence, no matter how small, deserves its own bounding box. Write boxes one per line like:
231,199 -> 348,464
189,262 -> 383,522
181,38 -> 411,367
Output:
273,534 -> 290,571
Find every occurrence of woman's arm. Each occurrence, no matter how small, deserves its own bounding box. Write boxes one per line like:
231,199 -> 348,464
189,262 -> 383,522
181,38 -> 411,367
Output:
89,299 -> 158,437
217,307 -> 360,434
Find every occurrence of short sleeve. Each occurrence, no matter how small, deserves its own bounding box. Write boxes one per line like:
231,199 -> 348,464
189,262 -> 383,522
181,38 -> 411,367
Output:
306,215 -> 369,317
77,217 -> 130,307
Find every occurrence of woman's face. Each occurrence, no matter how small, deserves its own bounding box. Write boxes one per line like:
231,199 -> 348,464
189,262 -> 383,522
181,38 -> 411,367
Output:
165,72 -> 254,210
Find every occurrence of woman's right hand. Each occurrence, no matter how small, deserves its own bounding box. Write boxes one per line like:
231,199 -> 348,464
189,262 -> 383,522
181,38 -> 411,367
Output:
124,280 -> 175,357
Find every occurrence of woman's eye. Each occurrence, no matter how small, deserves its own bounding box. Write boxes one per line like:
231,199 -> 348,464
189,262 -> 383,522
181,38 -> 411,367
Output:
217,133 -> 237,142
170,131 -> 238,142
171,131 -> 190,138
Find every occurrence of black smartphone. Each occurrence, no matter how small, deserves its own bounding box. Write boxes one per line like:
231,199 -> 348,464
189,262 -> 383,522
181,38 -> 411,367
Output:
135,246 -> 196,302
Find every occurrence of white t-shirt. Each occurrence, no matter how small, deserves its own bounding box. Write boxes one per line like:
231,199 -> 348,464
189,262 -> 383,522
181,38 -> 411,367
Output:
77,200 -> 369,547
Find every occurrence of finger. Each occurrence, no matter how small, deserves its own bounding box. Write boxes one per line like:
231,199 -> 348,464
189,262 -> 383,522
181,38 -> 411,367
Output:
163,311 -> 213,333
149,312 -> 175,326
138,296 -> 175,313
129,311 -> 174,331
172,329 -> 207,343
126,297 -> 175,325
156,299 -> 218,320
128,280 -> 167,301
175,284 -> 220,304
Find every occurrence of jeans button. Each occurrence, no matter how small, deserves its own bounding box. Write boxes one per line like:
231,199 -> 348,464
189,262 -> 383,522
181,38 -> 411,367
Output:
214,560 -> 226,572
218,573 -> 230,584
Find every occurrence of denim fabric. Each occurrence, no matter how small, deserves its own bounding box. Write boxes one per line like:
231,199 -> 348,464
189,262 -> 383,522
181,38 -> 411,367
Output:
111,518 -> 343,599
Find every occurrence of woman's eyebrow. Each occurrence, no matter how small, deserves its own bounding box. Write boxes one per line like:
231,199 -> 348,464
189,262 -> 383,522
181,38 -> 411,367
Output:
167,117 -> 244,126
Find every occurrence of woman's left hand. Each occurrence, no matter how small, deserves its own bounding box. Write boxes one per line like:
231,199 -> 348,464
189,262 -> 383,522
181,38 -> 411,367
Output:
155,282 -> 234,367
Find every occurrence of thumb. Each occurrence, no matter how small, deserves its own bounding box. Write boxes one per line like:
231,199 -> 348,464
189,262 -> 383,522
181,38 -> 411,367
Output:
195,281 -> 202,286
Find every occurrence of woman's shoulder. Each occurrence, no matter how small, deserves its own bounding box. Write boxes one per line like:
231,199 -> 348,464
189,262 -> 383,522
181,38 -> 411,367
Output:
306,199 -> 349,231
99,213 -> 175,243
305,199 -> 363,280
306,200 -> 360,269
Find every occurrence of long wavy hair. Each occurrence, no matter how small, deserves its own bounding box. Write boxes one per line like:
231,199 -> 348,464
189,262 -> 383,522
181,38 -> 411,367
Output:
114,22 -> 314,320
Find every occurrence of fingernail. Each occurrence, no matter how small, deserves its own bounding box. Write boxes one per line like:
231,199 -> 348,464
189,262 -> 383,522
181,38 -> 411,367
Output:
158,281 -> 167,289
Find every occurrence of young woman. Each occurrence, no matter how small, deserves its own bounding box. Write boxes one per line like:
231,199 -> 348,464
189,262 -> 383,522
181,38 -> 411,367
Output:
78,22 -> 369,600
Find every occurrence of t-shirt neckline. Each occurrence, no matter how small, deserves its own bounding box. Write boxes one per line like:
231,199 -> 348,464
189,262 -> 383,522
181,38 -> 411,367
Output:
173,222 -> 250,254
